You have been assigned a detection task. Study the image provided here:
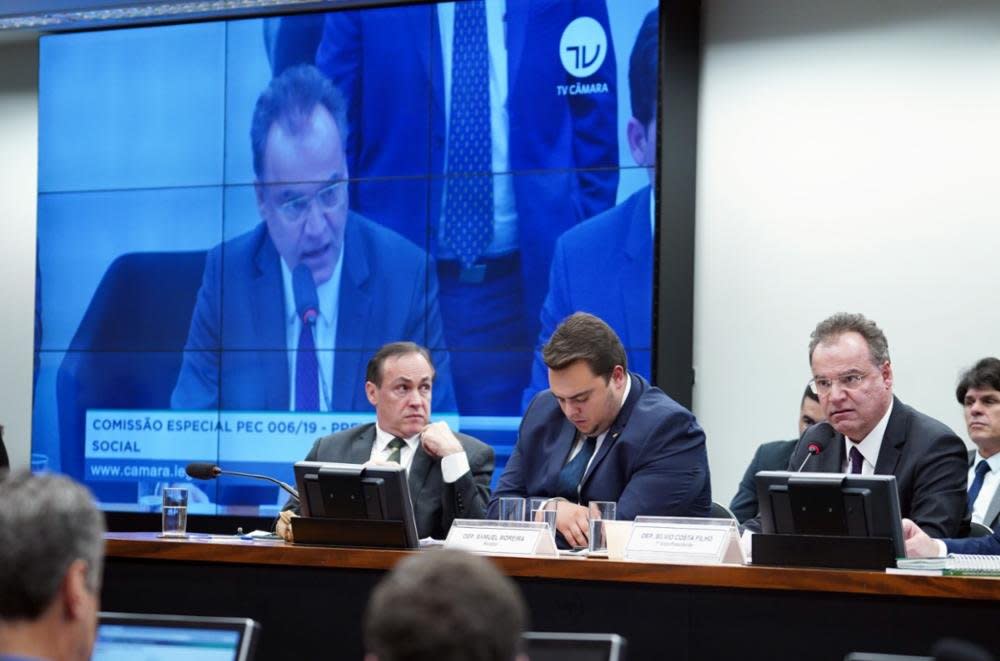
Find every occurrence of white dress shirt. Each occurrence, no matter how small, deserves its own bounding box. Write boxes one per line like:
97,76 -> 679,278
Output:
969,451 -> 1000,526
841,399 -> 893,475
369,424 -> 470,483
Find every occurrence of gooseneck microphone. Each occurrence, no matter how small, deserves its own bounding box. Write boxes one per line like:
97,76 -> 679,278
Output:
292,263 -> 319,326
185,462 -> 300,502
795,422 -> 836,472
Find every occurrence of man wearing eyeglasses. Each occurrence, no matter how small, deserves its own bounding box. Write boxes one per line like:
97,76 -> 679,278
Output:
782,312 -> 968,537
172,64 -> 456,417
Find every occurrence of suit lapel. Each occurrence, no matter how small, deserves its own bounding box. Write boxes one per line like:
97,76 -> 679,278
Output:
581,373 -> 642,488
873,398 -> 905,475
546,421 -> 580,493
333,215 -> 373,410
408,444 -> 435,506
346,425 -> 377,464
252,228 -> 290,410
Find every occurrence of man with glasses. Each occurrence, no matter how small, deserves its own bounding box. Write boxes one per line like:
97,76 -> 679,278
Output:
779,313 -> 968,537
172,64 -> 456,414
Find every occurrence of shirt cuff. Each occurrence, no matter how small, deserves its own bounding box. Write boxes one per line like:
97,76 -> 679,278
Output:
441,451 -> 470,483
935,539 -> 949,558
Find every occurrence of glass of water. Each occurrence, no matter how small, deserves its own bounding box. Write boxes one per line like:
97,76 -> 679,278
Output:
528,497 -> 557,536
161,487 -> 189,538
588,500 -> 617,553
498,496 -> 526,522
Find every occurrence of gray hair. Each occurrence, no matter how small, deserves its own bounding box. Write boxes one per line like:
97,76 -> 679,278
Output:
808,312 -> 890,366
0,472 -> 106,619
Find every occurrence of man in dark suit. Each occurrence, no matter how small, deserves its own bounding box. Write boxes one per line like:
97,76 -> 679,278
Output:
488,313 -> 710,548
728,385 -> 825,523
277,342 -> 493,541
171,64 -> 456,413
903,357 -> 1000,557
523,8 -> 659,408
316,0 -> 620,414
768,313 -> 969,538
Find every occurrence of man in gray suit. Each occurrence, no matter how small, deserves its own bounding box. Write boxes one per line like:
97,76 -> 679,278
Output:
958,357 -> 1000,530
277,342 -> 493,540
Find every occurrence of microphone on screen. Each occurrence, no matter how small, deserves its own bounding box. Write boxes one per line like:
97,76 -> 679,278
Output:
292,263 -> 319,326
184,462 -> 299,502
795,422 -> 835,472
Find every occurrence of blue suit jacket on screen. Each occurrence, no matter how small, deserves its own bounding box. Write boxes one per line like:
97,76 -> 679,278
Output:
316,0 -> 620,339
523,186 -> 652,409
488,372 -> 711,521
171,214 -> 457,412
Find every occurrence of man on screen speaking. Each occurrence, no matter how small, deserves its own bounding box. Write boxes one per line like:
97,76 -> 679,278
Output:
522,8 -> 659,408
172,64 -> 456,413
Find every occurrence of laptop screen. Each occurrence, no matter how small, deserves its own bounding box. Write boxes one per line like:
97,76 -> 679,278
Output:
522,633 -> 626,661
94,612 -> 259,661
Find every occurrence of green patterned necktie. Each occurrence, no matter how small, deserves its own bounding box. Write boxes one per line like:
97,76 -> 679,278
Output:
386,437 -> 406,465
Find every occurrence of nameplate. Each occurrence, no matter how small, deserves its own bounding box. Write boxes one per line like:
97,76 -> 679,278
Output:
625,516 -> 746,565
445,520 -> 557,557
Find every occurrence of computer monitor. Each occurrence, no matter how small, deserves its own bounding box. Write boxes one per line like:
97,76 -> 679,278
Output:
755,471 -> 906,557
522,633 -> 627,661
94,612 -> 259,661
292,461 -> 420,549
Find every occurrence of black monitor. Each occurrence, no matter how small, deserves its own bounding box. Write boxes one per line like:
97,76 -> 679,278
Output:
522,633 -> 627,661
755,471 -> 906,558
292,461 -> 419,549
95,612 -> 259,661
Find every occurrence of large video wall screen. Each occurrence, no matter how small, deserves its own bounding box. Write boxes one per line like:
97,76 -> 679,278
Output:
33,0 -> 660,514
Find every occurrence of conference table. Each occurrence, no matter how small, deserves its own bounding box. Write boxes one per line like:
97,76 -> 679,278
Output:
102,533 -> 1000,661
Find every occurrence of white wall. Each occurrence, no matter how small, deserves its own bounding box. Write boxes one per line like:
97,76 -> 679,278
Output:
0,34 -> 38,471
697,0 -> 1000,505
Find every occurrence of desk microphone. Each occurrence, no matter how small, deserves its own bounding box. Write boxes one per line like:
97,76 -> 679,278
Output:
292,264 -> 318,326
795,422 -> 835,472
185,462 -> 300,502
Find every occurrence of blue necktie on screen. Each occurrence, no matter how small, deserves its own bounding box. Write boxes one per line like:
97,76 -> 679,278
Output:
442,0 -> 493,269
295,323 -> 319,411
968,460 -> 991,512
555,436 -> 598,502
849,446 -> 864,474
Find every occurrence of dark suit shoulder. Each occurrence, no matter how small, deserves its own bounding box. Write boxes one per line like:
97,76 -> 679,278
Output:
349,211 -> 426,261
456,431 -> 493,459
894,399 -> 961,444
754,439 -> 799,471
557,187 -> 648,251
310,423 -> 376,459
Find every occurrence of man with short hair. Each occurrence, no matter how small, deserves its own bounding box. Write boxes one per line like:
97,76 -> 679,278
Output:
364,549 -> 528,661
729,385 -> 825,523
277,342 -> 493,541
0,472 -> 105,661
901,357 -> 1000,557
775,313 -> 968,538
489,312 -> 710,548
172,64 -> 456,414
523,8 -> 660,408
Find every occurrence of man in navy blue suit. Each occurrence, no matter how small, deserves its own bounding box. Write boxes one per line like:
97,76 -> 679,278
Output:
172,64 -> 456,413
523,7 -> 659,408
488,313 -> 710,548
316,0 -> 620,414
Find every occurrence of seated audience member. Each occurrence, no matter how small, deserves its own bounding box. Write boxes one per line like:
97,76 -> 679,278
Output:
746,313 -> 968,537
958,358 -> 1000,530
729,385 -> 825,523
0,472 -> 105,661
488,312 -> 711,548
277,342 -> 493,541
902,357 -> 1000,557
364,549 -> 527,661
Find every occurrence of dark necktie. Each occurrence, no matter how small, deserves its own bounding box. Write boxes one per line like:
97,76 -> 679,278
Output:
968,461 -> 991,512
441,0 -> 494,268
555,436 -> 598,502
849,446 -> 864,474
294,322 -> 318,411
386,437 -> 406,465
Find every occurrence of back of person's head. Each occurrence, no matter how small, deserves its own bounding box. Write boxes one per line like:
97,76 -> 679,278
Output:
364,549 -> 528,661
956,357 -> 1000,403
0,471 -> 105,621
629,8 -> 659,125
543,312 -> 627,380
